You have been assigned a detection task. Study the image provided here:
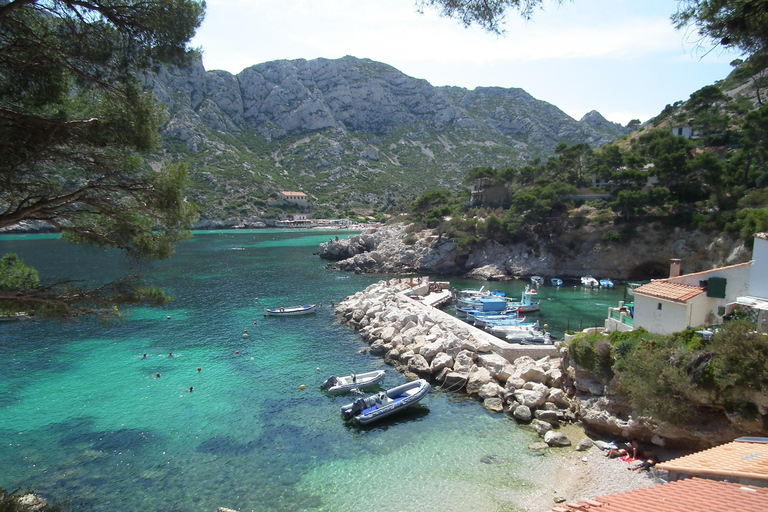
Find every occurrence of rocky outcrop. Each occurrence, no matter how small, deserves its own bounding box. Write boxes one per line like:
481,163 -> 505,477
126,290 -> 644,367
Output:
321,223 -> 749,280
560,345 -> 768,450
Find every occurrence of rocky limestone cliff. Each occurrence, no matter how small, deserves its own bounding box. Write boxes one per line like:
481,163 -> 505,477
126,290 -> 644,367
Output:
320,223 -> 749,280
145,55 -> 629,216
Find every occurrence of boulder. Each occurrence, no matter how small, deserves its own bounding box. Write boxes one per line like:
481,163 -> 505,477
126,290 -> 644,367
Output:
453,350 -> 476,373
544,431 -> 572,447
514,388 -> 548,409
512,405 -> 532,422
407,354 -> 430,373
442,372 -> 468,390
477,353 -> 514,383
483,397 -> 504,413
369,340 -> 388,356
546,388 -> 572,408
478,382 -> 505,400
575,438 -> 594,451
511,363 -> 548,384
530,419 -> 553,437
534,409 -> 560,426
430,352 -> 454,373
466,367 -> 492,395
420,338 -> 446,360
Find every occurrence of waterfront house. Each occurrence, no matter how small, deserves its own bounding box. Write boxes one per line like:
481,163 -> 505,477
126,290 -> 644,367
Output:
607,234 -> 768,335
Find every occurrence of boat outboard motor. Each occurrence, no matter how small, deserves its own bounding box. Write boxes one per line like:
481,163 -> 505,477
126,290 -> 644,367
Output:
320,376 -> 337,390
343,397 -> 369,420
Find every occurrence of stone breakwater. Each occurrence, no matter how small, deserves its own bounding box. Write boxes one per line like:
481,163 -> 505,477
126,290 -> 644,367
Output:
335,279 -> 578,448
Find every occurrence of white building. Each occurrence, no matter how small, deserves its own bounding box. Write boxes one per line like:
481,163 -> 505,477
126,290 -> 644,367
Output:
278,191 -> 309,207
631,258 -> 752,335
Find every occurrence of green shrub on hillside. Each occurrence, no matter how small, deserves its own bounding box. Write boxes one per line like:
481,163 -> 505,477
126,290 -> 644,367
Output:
567,332 -> 613,376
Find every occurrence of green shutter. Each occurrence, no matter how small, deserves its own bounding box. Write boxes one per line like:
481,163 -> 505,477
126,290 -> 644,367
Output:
707,277 -> 727,298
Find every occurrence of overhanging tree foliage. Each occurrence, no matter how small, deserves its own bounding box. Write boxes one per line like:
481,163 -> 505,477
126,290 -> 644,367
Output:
0,0 -> 206,318
420,0 -> 767,56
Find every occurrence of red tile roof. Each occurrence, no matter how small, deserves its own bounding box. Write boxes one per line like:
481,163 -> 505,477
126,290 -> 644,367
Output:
656,439 -> 768,481
548,478 -> 768,512
633,281 -> 705,303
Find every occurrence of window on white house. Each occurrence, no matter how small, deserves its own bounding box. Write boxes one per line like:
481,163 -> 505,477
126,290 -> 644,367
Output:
657,303 -> 662,310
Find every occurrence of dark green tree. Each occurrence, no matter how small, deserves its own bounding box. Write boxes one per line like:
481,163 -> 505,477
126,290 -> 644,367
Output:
0,0 -> 206,318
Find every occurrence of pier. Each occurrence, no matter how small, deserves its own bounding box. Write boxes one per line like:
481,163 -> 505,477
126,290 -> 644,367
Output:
407,280 -> 559,363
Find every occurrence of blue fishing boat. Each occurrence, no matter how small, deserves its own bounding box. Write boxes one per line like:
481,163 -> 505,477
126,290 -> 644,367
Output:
551,278 -> 563,287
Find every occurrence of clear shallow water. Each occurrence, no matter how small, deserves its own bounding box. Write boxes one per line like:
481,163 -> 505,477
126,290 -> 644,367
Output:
0,231 -> 623,511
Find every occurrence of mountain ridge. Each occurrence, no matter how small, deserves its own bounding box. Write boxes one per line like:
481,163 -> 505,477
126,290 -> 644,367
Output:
148,55 -> 630,218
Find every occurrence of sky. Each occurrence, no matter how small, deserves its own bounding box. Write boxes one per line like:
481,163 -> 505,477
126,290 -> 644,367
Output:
189,0 -> 744,126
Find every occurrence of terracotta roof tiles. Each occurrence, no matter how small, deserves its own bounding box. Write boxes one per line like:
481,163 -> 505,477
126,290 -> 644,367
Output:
632,281 -> 705,303
656,439 -> 768,481
547,478 -> 768,512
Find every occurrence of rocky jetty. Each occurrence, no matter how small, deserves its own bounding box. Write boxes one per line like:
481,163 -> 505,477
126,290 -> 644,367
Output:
334,278 -> 759,450
335,279 -> 577,447
320,223 -> 749,281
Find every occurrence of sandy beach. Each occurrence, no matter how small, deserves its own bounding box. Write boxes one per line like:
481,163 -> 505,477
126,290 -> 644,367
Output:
518,426 -> 675,512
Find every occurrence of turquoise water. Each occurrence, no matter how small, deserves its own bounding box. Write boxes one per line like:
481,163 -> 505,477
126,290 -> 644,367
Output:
445,278 -> 628,339
0,230 -> 625,511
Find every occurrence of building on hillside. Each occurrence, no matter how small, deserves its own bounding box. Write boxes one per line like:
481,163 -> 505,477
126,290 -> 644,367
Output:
278,191 -> 309,207
671,125 -> 693,138
547,476 -> 768,512
631,258 -> 752,335
470,177 -> 509,207
657,437 -> 768,487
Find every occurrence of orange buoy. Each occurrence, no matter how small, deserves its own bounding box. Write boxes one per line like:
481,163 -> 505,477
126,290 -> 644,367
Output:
236,350 -> 240,354
197,367 -> 201,372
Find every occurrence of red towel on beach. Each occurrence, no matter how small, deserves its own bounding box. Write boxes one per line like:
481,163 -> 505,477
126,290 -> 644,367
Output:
619,455 -> 636,463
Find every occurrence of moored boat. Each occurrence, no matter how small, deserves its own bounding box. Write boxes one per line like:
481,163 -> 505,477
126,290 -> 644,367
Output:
531,276 -> 544,287
581,275 -> 599,287
320,370 -> 386,394
504,286 -> 541,313
599,278 -> 615,288
551,278 -> 563,287
341,379 -> 430,425
264,304 -> 317,316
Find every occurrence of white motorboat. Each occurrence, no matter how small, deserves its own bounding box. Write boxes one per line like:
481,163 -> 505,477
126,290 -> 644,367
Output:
581,276 -> 599,287
263,304 -> 317,316
320,370 -> 386,394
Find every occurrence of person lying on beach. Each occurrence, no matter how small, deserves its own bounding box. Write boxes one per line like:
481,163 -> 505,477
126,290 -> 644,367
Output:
605,439 -> 642,459
630,456 -> 659,471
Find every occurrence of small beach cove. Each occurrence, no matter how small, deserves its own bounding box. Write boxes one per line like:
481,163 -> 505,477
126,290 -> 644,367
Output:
0,230 -> 660,512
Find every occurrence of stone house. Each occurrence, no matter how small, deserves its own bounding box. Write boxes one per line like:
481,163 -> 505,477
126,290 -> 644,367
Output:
470,177 -> 509,207
278,191 -> 309,207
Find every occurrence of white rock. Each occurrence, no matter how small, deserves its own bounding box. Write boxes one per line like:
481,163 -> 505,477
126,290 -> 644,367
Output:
466,367 -> 492,395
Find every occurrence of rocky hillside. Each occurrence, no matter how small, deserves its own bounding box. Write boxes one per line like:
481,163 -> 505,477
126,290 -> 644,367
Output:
319,222 -> 749,280
147,55 -> 628,219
